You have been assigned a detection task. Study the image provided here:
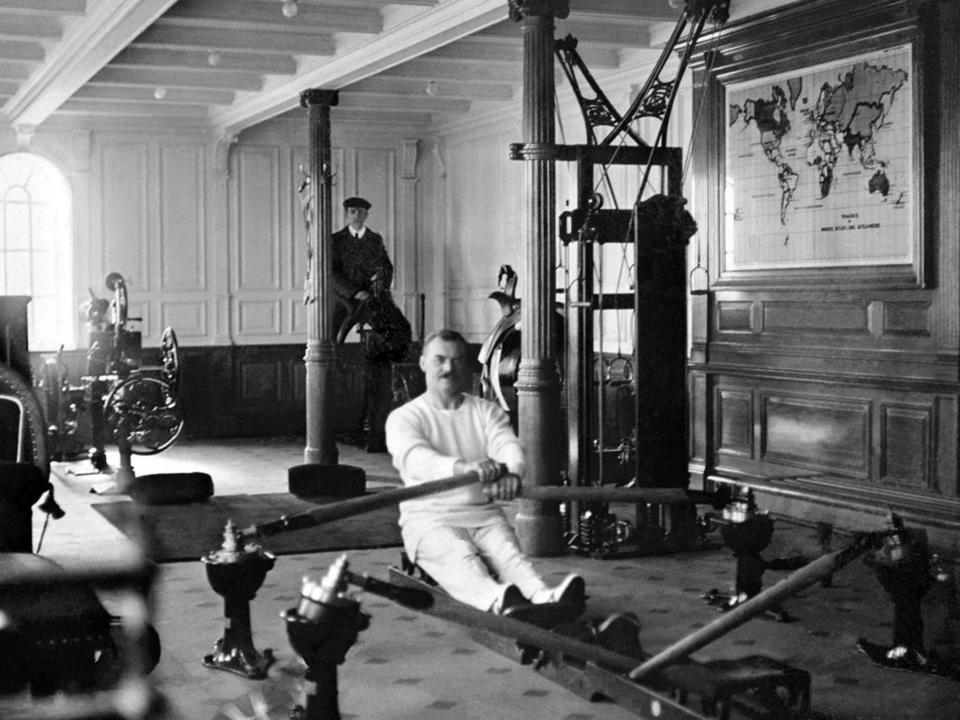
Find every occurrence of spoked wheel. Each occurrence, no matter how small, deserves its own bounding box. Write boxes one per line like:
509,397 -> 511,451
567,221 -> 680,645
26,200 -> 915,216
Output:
104,375 -> 184,455
159,327 -> 180,392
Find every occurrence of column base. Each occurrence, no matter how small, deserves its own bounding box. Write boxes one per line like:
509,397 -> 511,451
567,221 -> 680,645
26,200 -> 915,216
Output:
514,503 -> 567,557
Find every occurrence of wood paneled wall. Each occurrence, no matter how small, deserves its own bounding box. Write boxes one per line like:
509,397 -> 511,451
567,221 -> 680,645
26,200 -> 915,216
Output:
688,0 -> 960,550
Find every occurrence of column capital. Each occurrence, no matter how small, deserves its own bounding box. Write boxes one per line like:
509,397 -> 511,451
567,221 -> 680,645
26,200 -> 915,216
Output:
508,0 -> 569,22
300,89 -> 339,108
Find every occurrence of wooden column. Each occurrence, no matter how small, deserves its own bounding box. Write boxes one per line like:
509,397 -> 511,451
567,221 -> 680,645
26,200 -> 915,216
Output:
510,0 -> 568,557
301,89 -> 340,465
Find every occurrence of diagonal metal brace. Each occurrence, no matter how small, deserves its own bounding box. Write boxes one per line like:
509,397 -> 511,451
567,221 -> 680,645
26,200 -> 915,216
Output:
555,0 -> 729,150
555,34 -> 647,147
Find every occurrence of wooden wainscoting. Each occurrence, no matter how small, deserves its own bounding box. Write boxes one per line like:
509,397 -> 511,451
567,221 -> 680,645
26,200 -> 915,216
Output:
30,343 -> 369,441
693,367 -> 960,552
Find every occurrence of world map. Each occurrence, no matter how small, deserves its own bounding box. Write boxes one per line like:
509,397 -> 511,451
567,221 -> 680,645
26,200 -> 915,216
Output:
725,45 -> 912,270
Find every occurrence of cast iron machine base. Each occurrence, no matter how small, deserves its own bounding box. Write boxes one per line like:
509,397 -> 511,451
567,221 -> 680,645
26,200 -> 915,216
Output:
703,488 -> 806,622
284,555 -> 369,720
857,513 -> 960,680
202,520 -> 276,679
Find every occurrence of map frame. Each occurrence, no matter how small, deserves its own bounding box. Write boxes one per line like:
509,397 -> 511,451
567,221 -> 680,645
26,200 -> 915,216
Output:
715,39 -> 925,289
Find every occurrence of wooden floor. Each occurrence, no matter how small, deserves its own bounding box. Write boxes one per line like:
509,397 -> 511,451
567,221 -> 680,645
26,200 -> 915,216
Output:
6,438 -> 960,720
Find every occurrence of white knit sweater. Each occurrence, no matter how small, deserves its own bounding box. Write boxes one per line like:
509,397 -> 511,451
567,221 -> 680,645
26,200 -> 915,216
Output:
385,393 -> 526,539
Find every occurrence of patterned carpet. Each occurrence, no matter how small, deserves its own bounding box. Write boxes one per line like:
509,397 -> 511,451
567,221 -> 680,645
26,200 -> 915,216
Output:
91,492 -> 403,562
11,439 -> 960,720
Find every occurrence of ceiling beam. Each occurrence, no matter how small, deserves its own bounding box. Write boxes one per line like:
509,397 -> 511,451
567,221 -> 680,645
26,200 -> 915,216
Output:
90,66 -> 264,92
163,0 -> 383,35
479,18 -> 650,48
0,39 -> 43,62
210,0 -> 508,135
337,91 -> 470,114
0,60 -> 30,80
75,84 -> 236,105
427,38 -> 620,70
330,107 -> 434,127
567,0 -> 678,22
379,58 -> 519,83
5,0 -> 179,130
114,46 -> 298,75
306,0 -> 437,6
58,98 -> 210,118
0,0 -> 85,15
0,15 -> 60,40
346,75 -> 514,102
136,23 -> 335,56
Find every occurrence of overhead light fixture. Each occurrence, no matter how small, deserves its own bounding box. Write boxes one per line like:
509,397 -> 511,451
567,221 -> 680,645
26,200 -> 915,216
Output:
281,0 -> 299,18
207,50 -> 222,67
425,81 -> 438,96
153,87 -> 167,100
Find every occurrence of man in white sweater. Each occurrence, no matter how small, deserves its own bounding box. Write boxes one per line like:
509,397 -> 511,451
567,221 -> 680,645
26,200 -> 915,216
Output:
385,329 -> 584,614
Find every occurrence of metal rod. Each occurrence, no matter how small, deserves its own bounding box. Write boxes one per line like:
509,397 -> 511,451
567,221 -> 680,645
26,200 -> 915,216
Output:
627,535 -> 886,680
389,568 -> 640,673
241,470 -> 711,541
525,485 -> 707,504
241,471 -> 487,539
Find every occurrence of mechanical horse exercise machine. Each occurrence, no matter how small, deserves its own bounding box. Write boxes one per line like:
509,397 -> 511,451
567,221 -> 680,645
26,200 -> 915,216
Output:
35,272 -> 185,489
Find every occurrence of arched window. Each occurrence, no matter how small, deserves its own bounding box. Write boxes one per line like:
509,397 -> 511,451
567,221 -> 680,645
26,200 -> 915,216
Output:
0,152 -> 74,351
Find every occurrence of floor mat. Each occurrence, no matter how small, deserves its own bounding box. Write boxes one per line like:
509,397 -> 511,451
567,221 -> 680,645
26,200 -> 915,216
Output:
91,492 -> 402,562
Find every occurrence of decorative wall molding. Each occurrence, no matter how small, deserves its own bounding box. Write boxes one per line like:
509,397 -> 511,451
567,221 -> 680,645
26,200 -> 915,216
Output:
236,299 -> 281,337
159,142 -> 206,291
100,140 -> 150,291
159,300 -> 207,337
232,144 -> 281,292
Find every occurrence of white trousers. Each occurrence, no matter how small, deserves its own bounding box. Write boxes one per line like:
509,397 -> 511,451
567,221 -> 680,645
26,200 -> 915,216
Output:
407,520 -> 549,611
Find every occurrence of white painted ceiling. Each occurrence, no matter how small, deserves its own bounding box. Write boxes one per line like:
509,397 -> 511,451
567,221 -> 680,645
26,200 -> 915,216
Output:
0,0 -> 800,137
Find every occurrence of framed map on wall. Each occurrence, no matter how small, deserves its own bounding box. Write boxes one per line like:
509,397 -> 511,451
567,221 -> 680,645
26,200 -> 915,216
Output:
722,43 -> 918,280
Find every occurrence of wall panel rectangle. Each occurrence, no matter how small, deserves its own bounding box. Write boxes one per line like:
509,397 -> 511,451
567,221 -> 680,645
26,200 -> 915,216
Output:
882,301 -> 931,336
235,146 -> 280,291
238,360 -> 282,403
880,402 -> 933,490
717,301 -> 752,332
716,388 -> 753,457
237,300 -> 280,336
160,300 -> 207,337
101,142 -> 149,288
159,143 -> 205,290
762,301 -> 870,334
762,394 -> 870,476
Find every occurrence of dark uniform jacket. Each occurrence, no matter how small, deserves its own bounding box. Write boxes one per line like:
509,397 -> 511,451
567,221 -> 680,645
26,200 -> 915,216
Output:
331,225 -> 411,362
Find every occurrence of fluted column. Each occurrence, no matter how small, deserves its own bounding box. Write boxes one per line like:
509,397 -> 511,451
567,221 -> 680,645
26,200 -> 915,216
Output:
301,89 -> 339,465
510,0 -> 568,557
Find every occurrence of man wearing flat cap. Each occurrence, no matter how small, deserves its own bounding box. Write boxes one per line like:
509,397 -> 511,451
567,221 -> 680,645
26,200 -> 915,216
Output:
332,196 -> 412,452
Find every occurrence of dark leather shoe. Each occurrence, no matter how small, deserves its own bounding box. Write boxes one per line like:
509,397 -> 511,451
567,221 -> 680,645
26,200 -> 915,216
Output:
494,584 -> 529,615
532,574 -> 586,607
554,574 -> 586,607
595,612 -> 643,659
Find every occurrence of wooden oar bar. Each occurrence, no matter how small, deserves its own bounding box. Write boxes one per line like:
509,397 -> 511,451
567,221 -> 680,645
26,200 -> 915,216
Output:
240,470 -> 710,541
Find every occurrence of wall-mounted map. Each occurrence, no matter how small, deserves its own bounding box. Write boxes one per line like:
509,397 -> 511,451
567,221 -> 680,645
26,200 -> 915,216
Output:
724,44 -> 913,272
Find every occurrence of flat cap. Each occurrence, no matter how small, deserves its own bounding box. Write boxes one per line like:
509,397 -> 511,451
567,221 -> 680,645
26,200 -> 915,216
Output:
343,196 -> 371,210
